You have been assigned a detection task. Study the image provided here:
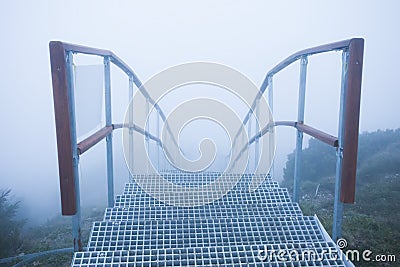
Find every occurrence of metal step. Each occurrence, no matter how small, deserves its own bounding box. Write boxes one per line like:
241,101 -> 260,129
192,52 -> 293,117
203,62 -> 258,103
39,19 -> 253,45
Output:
115,187 -> 291,208
104,203 -> 302,222
71,173 -> 348,266
86,216 -> 325,252
128,173 -> 276,189
123,179 -> 280,195
73,242 -> 346,266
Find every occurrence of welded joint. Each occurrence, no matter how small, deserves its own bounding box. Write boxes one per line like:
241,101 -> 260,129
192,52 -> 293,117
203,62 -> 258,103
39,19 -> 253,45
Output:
106,133 -> 112,142
297,130 -> 303,139
336,147 -> 344,158
300,56 -> 308,65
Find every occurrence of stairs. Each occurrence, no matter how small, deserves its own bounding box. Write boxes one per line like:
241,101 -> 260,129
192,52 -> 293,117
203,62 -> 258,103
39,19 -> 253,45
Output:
71,173 -> 348,266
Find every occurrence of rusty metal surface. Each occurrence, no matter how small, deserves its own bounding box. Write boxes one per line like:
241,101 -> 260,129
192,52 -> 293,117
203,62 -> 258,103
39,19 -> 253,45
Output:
340,39 -> 364,204
49,42 -> 76,215
77,126 -> 113,155
296,123 -> 339,148
273,121 -> 338,147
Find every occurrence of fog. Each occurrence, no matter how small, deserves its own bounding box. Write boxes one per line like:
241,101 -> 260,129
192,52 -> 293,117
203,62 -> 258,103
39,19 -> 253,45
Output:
1,1 -> 399,224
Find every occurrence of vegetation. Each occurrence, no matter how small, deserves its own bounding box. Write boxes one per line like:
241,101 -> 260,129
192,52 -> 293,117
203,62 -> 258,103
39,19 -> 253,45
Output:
0,205 -> 103,266
283,129 -> 400,266
0,189 -> 24,258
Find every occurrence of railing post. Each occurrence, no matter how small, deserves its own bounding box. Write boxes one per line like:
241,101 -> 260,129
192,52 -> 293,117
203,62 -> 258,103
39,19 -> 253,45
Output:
104,56 -> 114,208
156,109 -> 160,172
293,56 -> 308,203
267,75 -> 274,178
247,114 -> 252,174
332,50 -> 349,240
145,97 -> 150,174
254,98 -> 260,172
128,75 -> 134,180
66,51 -> 82,252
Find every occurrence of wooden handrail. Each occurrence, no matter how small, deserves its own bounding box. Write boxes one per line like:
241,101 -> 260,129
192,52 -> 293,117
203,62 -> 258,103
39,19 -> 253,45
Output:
340,38 -> 364,203
77,126 -> 113,155
49,41 -> 76,215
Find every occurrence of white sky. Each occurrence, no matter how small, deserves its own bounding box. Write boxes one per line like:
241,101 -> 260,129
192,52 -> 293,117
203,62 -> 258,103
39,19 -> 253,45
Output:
1,1 -> 399,222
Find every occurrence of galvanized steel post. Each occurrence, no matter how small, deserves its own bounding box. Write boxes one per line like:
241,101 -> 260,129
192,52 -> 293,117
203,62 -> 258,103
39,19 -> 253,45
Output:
254,98 -> 260,172
247,113 -> 252,173
128,76 -> 134,180
293,56 -> 308,202
145,97 -> 150,174
66,51 -> 82,252
156,109 -> 160,172
332,50 -> 349,240
104,57 -> 114,208
267,75 -> 274,178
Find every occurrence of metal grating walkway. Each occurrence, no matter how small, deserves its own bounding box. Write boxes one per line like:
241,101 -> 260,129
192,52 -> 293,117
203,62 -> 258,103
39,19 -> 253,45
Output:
72,173 -> 348,266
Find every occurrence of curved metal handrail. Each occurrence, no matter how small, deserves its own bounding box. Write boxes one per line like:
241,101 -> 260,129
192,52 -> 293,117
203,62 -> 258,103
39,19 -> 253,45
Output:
53,41 -> 179,149
233,38 -> 363,204
50,41 -> 179,217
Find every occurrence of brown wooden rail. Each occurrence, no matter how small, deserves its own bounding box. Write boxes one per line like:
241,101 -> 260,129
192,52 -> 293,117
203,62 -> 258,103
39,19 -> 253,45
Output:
340,39 -> 364,203
274,121 -> 339,147
256,38 -> 363,203
77,126 -> 113,155
50,42 -> 76,215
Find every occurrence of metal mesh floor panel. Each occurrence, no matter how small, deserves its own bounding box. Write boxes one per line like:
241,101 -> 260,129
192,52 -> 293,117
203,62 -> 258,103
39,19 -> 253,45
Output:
123,180 -> 280,195
72,172 -> 348,266
73,242 -> 346,266
114,187 -> 291,208
128,173 -> 275,189
87,216 -> 325,251
104,203 -> 302,221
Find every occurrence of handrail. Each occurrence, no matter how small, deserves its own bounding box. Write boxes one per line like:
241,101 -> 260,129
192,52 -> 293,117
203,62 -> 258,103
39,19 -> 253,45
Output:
50,41 -> 179,218
54,41 -> 179,148
113,123 -> 161,144
50,41 -> 182,251
238,38 -> 360,134
263,39 -> 353,81
230,38 -> 364,241
0,247 -> 74,266
77,126 -> 113,155
60,42 -> 142,85
234,38 -> 362,195
231,121 -> 339,167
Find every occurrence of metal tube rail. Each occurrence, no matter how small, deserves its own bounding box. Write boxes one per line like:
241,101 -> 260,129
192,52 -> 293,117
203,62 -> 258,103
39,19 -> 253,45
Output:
50,41 -> 180,250
237,38 -> 360,138
50,41 -> 180,216
53,41 -> 179,150
233,38 -> 362,203
113,123 -> 161,144
231,121 -> 339,168
77,126 -> 113,155
0,247 -> 74,266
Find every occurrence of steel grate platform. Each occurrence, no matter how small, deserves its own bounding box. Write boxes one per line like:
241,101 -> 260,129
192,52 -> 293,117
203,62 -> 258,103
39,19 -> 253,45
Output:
86,216 -> 325,251
72,242 -> 346,267
104,203 -> 302,221
71,172 -> 349,266
127,174 -> 277,190
114,187 -> 292,208
123,180 -> 280,194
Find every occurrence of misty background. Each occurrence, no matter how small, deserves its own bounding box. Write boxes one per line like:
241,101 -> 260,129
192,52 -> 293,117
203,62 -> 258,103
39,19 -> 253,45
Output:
1,1 -> 399,224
